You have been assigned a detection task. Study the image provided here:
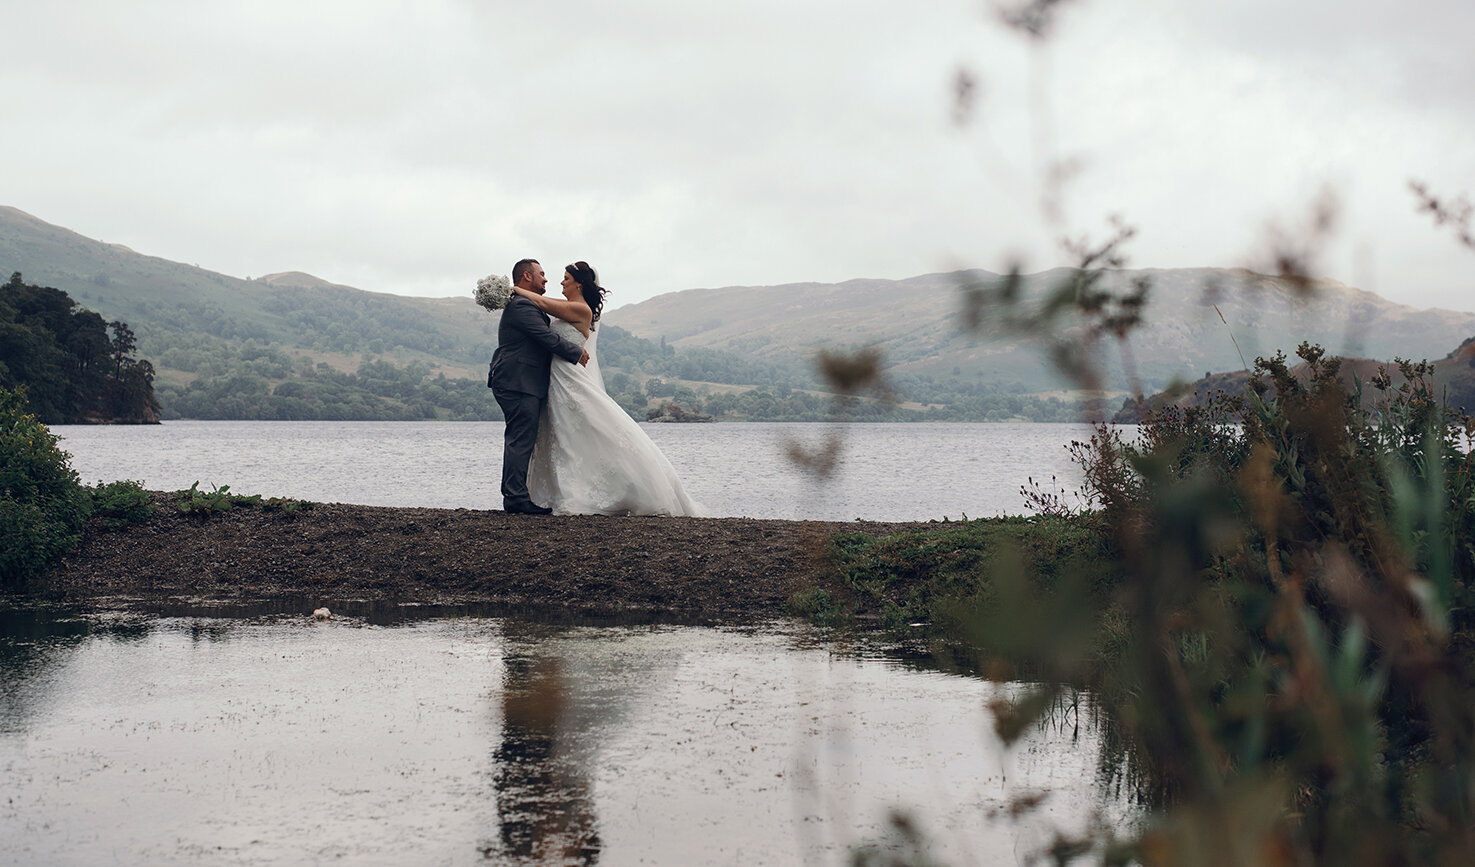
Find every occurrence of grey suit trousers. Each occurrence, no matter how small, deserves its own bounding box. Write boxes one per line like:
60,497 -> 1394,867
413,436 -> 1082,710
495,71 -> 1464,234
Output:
495,390 -> 544,510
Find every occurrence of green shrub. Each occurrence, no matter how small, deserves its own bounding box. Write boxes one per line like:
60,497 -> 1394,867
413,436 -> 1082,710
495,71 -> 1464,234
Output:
175,481 -> 314,515
177,481 -> 258,514
88,479 -> 155,529
0,388 -> 90,585
262,496 -> 315,514
785,587 -> 846,625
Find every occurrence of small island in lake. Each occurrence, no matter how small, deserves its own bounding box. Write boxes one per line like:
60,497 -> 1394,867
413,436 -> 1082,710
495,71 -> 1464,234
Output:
645,403 -> 715,423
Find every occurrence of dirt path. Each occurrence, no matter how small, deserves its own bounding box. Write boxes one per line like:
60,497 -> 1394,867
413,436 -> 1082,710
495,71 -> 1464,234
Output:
43,494 -> 919,621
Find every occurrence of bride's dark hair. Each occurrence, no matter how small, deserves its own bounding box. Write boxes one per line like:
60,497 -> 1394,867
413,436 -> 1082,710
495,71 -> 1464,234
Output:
566,261 -> 607,324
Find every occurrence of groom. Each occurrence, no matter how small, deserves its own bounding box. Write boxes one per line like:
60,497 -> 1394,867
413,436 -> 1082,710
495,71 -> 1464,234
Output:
490,258 -> 588,514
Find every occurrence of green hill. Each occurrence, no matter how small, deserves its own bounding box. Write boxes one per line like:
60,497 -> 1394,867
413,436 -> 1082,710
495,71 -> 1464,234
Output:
0,206 -> 497,380
603,267 -> 1475,394
0,207 -> 846,420
6,204 -> 1470,422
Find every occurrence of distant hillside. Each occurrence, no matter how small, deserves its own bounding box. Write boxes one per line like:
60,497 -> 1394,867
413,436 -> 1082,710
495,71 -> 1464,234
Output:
0,206 -> 495,380
0,207 -> 865,421
604,268 -> 1475,393
1115,336 -> 1475,423
7,204 -> 1470,423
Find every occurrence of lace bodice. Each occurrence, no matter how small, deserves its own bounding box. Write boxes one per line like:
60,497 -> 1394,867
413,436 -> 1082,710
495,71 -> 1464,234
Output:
550,319 -> 588,346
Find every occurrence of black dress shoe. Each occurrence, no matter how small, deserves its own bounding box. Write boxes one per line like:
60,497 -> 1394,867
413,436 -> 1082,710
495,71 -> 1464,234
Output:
505,502 -> 553,515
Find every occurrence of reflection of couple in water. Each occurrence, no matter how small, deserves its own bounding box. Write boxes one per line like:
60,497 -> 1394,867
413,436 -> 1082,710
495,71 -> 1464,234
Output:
489,259 -> 704,517
485,653 -> 600,865
485,621 -> 676,865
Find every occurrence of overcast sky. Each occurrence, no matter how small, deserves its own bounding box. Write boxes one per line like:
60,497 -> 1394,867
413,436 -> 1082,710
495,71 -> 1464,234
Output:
6,0 -> 1474,312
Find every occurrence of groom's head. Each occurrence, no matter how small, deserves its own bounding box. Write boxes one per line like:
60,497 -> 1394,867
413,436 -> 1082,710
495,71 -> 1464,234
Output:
512,258 -> 548,295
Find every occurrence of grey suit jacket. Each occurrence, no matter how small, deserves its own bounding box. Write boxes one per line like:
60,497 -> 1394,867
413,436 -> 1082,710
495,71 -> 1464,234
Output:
489,296 -> 585,399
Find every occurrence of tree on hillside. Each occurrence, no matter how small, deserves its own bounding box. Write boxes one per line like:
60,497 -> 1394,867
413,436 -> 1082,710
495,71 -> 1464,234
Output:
0,272 -> 160,423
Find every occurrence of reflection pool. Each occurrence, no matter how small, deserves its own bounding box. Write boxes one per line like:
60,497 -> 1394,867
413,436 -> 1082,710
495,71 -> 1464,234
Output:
0,601 -> 1133,865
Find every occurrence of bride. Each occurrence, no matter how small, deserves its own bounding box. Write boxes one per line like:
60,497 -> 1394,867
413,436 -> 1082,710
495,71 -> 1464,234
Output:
513,261 -> 705,517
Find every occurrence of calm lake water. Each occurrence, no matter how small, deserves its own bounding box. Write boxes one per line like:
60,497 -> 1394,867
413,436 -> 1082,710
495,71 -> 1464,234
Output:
10,422 -> 1139,863
51,421 -> 1105,521
0,603 -> 1133,866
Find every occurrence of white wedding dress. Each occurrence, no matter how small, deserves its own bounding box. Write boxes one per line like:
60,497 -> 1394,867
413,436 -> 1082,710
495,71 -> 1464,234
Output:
528,321 -> 705,516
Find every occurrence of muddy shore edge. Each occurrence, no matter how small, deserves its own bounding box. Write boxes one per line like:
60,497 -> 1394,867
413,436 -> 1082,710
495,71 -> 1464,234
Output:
41,493 -> 924,621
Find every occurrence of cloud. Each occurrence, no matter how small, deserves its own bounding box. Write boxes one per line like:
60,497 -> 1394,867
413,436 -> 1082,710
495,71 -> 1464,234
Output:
3,0 -> 1472,313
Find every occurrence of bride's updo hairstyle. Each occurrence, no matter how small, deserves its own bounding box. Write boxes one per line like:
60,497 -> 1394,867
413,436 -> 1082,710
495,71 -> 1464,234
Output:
566,261 -> 607,324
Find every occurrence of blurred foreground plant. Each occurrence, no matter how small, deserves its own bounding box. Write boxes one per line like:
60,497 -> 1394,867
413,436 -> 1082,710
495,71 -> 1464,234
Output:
787,346 -> 894,479
813,1 -> 1475,856
829,207 -> 1475,860
968,333 -> 1475,864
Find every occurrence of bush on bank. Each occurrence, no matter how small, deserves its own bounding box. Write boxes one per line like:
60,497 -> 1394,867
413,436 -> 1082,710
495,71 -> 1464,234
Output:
0,387 -> 91,585
0,390 -> 161,586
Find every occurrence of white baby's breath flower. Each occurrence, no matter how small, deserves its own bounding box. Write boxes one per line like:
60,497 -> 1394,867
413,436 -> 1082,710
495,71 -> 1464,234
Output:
474,274 -> 513,311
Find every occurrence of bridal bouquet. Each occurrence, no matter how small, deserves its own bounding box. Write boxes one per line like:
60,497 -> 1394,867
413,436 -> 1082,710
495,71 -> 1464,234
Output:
474,274 -> 513,311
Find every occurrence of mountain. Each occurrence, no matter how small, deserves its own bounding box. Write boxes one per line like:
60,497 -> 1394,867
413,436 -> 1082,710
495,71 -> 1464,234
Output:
603,267 -> 1475,393
0,207 -> 837,421
4,204 -> 1472,422
0,206 -> 500,375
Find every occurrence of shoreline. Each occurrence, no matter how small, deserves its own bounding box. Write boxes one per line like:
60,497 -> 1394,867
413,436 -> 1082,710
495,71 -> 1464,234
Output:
40,493 -> 926,621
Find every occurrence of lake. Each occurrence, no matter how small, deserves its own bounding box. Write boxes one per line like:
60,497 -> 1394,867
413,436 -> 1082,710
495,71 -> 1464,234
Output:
5,421 -> 1138,864
0,602 -> 1134,866
50,421 -> 1106,521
